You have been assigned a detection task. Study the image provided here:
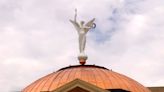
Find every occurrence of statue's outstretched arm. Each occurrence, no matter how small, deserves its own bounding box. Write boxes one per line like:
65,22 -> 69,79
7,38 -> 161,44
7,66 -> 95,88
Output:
85,18 -> 95,27
83,18 -> 96,33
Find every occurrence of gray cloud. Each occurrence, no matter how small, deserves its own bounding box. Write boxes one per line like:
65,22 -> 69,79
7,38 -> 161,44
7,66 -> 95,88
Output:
0,0 -> 164,92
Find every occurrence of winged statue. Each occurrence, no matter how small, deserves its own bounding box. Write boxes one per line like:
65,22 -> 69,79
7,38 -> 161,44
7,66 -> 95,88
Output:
70,9 -> 96,55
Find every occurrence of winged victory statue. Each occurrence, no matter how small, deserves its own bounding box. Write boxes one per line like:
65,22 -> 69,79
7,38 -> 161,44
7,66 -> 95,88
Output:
70,9 -> 96,61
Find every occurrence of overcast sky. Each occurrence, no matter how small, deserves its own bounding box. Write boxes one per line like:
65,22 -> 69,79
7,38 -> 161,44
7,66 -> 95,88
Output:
0,0 -> 164,92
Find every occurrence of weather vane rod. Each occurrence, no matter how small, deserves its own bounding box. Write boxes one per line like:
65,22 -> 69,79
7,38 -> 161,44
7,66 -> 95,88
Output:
70,9 -> 96,65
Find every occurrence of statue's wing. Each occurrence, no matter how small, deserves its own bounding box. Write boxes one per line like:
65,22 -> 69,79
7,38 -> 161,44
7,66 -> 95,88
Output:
69,20 -> 80,31
85,18 -> 95,27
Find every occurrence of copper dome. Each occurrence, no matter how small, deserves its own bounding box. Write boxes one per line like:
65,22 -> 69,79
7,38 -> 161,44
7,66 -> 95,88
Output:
23,65 -> 150,92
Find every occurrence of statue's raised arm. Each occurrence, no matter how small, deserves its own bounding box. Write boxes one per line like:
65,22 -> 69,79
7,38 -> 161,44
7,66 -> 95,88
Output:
69,9 -> 80,33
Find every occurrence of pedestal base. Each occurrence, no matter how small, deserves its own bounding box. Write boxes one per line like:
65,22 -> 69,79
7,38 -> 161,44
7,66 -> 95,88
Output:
78,53 -> 88,65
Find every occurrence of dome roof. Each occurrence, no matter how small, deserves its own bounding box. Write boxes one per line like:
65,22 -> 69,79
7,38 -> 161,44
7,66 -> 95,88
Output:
23,65 -> 150,92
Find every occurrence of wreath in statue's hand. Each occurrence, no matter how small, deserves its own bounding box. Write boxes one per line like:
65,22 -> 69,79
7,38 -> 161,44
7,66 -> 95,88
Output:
92,23 -> 96,29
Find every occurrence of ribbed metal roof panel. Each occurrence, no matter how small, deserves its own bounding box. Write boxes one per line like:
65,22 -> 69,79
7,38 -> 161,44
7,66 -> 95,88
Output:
22,65 -> 150,92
